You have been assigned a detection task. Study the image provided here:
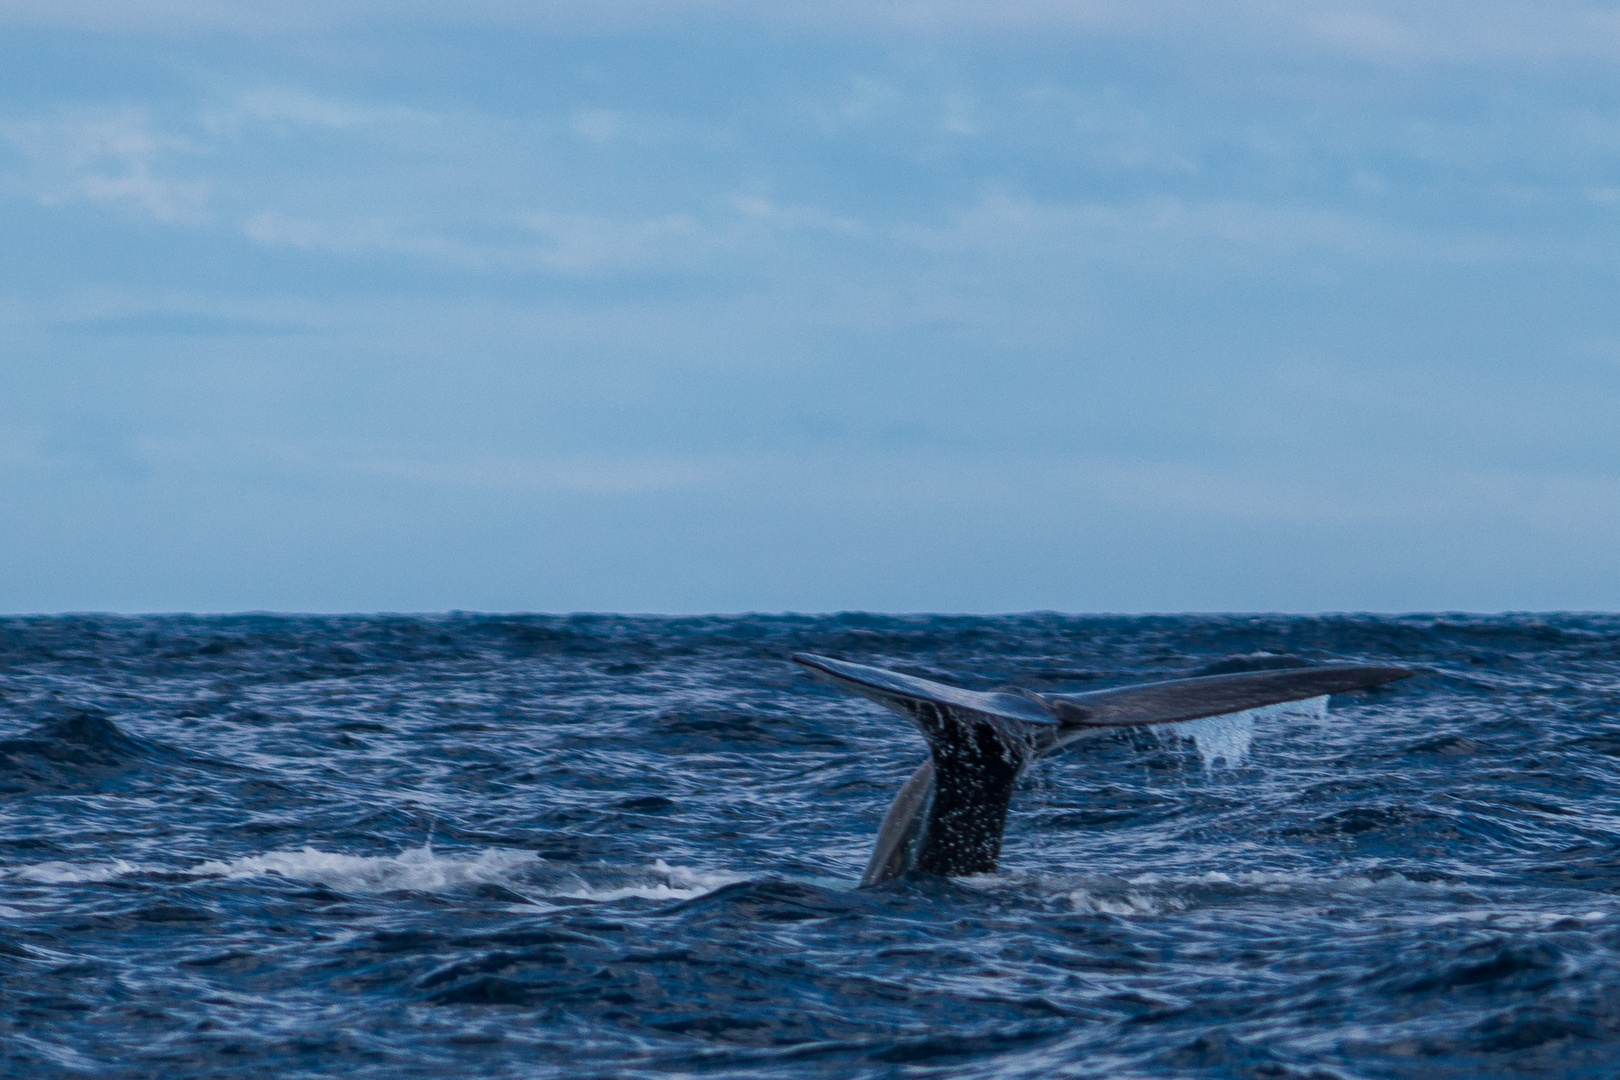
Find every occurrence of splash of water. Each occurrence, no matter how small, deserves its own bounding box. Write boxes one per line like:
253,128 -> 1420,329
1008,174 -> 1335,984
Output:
190,844 -> 538,893
1156,695 -> 1327,768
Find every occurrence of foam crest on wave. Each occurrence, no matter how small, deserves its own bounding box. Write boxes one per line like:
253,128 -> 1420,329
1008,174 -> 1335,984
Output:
1125,868 -> 1440,893
553,859 -> 750,902
190,844 -> 537,893
5,859 -> 145,884
2,847 -> 746,906
1001,867 -> 1484,916
189,847 -> 745,902
1395,907 -> 1611,929
1067,888 -> 1188,916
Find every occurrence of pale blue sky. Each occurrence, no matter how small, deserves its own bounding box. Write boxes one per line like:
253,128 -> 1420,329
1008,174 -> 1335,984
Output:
3,2 -> 1618,613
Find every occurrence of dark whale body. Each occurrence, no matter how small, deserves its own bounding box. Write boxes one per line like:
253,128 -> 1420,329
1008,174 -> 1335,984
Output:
792,653 -> 1414,886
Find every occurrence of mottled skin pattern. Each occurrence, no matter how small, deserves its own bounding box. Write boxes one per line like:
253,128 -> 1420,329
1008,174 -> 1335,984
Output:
859,701 -> 1037,883
910,703 -> 1029,877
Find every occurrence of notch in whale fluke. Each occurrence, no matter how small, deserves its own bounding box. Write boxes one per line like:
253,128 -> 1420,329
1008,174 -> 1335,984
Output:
792,652 -> 1414,886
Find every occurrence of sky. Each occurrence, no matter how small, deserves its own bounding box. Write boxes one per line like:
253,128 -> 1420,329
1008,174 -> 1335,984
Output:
2,1 -> 1618,614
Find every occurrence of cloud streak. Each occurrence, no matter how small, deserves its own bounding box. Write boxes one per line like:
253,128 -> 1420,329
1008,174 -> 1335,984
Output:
4,1 -> 1620,65
2,110 -> 209,223
11,426 -> 1616,540
204,88 -> 434,133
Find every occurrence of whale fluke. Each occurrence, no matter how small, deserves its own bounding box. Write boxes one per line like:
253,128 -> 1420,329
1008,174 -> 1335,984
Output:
1040,664 -> 1416,729
791,653 -> 1413,886
791,653 -> 1058,727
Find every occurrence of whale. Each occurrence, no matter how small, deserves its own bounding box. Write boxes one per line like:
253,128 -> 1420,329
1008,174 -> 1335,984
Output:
792,653 -> 1414,886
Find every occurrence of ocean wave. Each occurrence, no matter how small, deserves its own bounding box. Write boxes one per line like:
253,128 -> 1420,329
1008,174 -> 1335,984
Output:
2,611 -> 1616,1079
189,844 -> 540,893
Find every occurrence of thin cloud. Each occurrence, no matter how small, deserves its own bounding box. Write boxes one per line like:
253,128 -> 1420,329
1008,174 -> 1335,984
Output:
1,110 -> 210,224
230,440 -> 732,496
242,211 -> 504,268
565,108 -> 732,149
243,208 -> 721,276
5,2 -> 1620,65
307,441 -> 1620,537
1072,458 -> 1620,533
730,195 -> 864,236
1311,11 -> 1418,61
517,211 -> 709,274
205,88 -> 435,133
0,426 -> 41,468
887,192 -> 1602,267
892,194 -> 1388,259
350,453 -> 720,495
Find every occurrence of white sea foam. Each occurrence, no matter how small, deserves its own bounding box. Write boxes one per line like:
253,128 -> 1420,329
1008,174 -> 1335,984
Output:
1048,866 -> 1472,916
1125,868 -> 1417,892
552,859 -> 749,902
1394,908 -> 1610,930
7,858 -> 145,884
3,845 -> 744,907
189,844 -> 538,893
1067,888 -> 1187,916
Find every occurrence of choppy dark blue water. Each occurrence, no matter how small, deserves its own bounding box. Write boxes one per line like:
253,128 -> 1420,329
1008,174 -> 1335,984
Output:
3,613 -> 1619,1079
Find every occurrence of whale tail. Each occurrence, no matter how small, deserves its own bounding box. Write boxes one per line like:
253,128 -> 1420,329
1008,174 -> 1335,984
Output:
791,652 -> 1413,886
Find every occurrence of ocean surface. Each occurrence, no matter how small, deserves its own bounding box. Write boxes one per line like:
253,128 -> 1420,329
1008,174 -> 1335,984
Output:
2,612 -> 1618,1079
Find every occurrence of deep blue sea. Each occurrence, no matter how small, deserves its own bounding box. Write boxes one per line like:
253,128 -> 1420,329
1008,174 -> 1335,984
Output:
3,612 -> 1619,1079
